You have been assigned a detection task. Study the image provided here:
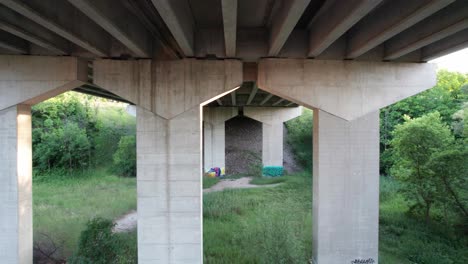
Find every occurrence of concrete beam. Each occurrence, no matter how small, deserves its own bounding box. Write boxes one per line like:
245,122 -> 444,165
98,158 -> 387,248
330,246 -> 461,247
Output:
307,0 -> 382,57
272,98 -> 284,106
385,1 -> 468,60
421,28 -> 468,61
0,0 -> 109,57
221,0 -> 237,57
0,20 -> 67,55
67,0 -> 152,58
257,58 -> 436,120
259,94 -> 273,105
0,31 -> 28,54
151,0 -> 195,56
94,59 -> 243,119
0,55 -> 87,111
0,104 -> 32,264
246,83 -> 258,105
312,109 -> 379,263
268,0 -> 310,56
346,0 -> 454,59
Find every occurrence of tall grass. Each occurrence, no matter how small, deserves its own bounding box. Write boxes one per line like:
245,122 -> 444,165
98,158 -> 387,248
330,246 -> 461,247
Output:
33,168 -> 136,258
203,172 -> 312,263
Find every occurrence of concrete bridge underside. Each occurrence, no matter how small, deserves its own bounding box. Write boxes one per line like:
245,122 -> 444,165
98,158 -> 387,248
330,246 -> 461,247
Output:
0,0 -> 463,263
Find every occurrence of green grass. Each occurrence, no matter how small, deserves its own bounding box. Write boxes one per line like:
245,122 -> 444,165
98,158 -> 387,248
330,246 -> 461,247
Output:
203,172 -> 313,263
203,176 -> 220,189
33,168 -> 136,258
203,173 -> 468,263
250,176 -> 288,185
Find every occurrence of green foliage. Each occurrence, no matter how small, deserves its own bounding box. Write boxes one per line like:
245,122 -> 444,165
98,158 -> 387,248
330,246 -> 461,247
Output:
32,91 -> 136,173
380,70 -> 468,174
112,135 -> 136,177
285,108 -> 313,170
391,112 -> 454,223
70,218 -> 136,264
203,176 -> 220,189
262,166 -> 284,177
379,176 -> 468,264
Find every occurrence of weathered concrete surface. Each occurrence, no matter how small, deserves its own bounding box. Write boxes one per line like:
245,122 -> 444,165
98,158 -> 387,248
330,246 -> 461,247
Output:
95,59 -> 243,264
257,58 -> 436,120
203,107 -> 238,171
94,59 -> 242,119
137,106 -> 202,263
312,109 -> 379,264
0,55 -> 87,111
0,104 -> 32,264
244,107 -> 301,166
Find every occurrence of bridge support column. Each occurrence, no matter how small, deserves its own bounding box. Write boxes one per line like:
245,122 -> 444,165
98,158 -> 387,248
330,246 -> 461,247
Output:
203,107 -> 238,172
0,105 -> 32,264
244,107 -> 301,167
137,106 -> 202,263
312,110 -> 379,263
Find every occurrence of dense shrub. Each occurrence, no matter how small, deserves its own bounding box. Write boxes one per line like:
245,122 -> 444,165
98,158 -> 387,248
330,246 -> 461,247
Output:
32,91 -> 136,174
112,135 -> 136,177
70,218 -> 118,263
285,108 -> 313,170
70,217 -> 136,264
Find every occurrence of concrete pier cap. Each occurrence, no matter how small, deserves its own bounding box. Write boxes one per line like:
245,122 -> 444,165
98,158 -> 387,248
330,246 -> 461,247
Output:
257,58 -> 437,121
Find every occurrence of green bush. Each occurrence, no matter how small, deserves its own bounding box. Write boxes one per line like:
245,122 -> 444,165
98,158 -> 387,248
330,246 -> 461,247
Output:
262,166 -> 284,177
285,108 -> 313,170
70,218 -> 137,264
70,218 -> 118,264
112,135 -> 136,177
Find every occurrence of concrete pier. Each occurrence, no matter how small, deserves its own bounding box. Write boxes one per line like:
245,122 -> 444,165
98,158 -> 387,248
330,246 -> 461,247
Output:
203,107 -> 238,171
244,107 -> 302,167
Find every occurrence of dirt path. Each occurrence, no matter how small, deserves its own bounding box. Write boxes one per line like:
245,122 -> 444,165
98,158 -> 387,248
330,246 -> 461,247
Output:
113,177 -> 281,232
203,177 -> 281,193
113,210 -> 137,233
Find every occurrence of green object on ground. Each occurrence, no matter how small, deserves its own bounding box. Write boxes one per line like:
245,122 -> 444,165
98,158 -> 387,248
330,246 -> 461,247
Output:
262,166 -> 283,177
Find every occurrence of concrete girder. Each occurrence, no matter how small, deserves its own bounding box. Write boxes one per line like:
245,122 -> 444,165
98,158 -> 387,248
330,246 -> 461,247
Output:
421,28 -> 468,61
151,0 -> 195,57
246,83 -> 258,105
0,0 -> 109,57
0,55 -> 87,111
268,0 -> 310,56
221,0 -> 237,57
0,20 -> 67,55
67,0 -> 152,58
346,0 -> 454,59
385,1 -> 468,60
257,58 -> 436,120
0,31 -> 28,54
307,0 -> 383,57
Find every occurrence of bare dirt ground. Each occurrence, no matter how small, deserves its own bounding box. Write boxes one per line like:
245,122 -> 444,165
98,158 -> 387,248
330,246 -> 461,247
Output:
114,177 -> 281,232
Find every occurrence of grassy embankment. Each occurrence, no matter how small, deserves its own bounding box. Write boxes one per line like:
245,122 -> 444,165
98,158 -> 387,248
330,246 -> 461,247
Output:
33,168 -> 136,258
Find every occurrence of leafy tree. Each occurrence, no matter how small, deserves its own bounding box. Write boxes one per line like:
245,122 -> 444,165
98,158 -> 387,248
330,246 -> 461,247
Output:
381,70 -> 468,174
112,135 -> 136,177
428,148 -> 468,220
391,112 -> 454,224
